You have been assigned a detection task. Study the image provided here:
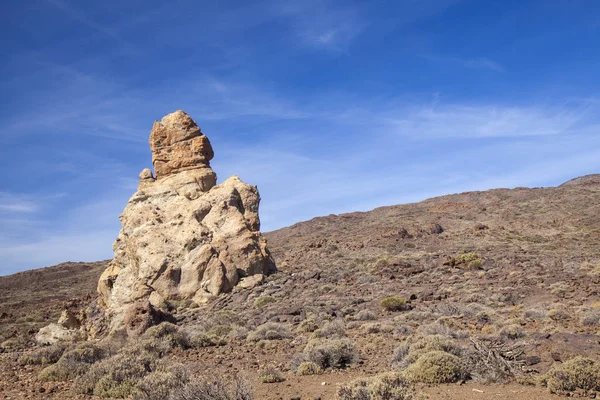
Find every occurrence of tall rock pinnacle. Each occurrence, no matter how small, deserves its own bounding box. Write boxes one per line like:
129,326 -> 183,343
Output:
95,111 -> 275,334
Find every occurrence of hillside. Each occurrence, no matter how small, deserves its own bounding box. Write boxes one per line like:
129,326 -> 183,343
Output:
1,175 -> 600,399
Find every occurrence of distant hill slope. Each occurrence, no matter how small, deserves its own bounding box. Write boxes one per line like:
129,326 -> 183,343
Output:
2,174 -> 600,355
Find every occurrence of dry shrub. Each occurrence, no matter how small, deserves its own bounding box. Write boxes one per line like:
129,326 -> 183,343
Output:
18,343 -> 67,366
73,339 -> 167,397
403,351 -> 467,384
39,342 -> 105,381
303,338 -> 358,369
247,322 -> 292,342
312,319 -> 346,339
190,332 -> 226,348
258,367 -> 285,383
168,374 -> 253,400
545,357 -> 600,395
336,372 -> 425,400
580,310 -> 600,326
499,324 -> 525,340
133,363 -> 189,400
403,335 -> 462,365
144,322 -> 190,349
253,296 -> 276,308
355,310 -> 377,321
464,338 -> 525,383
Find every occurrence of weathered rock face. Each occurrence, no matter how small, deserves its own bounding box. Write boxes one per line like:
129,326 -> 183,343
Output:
97,111 -> 275,332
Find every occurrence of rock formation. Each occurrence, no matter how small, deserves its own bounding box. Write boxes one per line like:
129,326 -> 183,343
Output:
97,110 -> 275,332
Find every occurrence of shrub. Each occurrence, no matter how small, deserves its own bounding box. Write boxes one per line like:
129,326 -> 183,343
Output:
144,322 -> 190,349
297,361 -> 322,376
168,374 -> 253,400
403,351 -> 467,384
303,338 -> 358,369
356,310 -> 377,321
73,342 -> 162,397
258,367 -> 285,383
18,343 -> 67,366
190,332 -> 226,348
404,335 -> 462,364
133,363 -> 189,400
253,296 -> 276,308
336,372 -> 424,400
545,357 -> 600,395
380,297 -> 408,312
247,323 -> 292,342
39,342 -> 105,381
297,318 -> 319,333
499,324 -> 524,340
312,319 -> 346,339
581,311 -> 600,326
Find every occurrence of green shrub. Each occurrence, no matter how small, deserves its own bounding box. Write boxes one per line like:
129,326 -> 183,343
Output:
545,357 -> 600,395
303,338 -> 358,369
297,361 -> 322,376
380,297 -> 408,312
336,372 -> 424,400
403,351 -> 467,384
254,296 -> 276,308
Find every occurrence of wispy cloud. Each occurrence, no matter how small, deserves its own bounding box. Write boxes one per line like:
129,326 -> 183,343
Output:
424,54 -> 505,72
45,0 -> 123,42
0,193 -> 39,213
272,0 -> 367,52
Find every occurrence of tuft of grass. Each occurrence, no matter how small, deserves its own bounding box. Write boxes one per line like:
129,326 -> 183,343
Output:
545,357 -> 600,395
403,351 -> 467,384
380,297 -> 408,312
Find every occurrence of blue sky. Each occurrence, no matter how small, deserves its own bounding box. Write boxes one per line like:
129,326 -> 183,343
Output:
1,0 -> 599,275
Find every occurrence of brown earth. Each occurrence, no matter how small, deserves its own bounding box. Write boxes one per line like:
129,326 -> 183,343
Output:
2,175 -> 600,399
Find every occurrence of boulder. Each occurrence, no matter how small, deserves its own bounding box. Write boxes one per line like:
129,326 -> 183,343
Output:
35,323 -> 78,345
